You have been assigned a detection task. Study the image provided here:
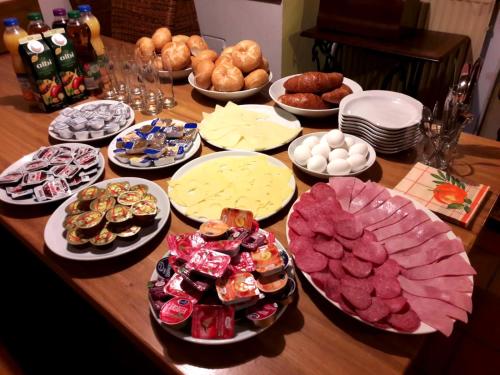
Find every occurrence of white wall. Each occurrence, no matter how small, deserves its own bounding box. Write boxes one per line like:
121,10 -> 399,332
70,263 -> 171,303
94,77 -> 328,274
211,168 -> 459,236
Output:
38,0 -> 71,26
194,0 -> 283,79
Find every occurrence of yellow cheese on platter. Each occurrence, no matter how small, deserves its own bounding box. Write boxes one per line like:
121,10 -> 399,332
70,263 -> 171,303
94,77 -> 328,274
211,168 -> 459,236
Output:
200,102 -> 301,151
168,155 -> 294,220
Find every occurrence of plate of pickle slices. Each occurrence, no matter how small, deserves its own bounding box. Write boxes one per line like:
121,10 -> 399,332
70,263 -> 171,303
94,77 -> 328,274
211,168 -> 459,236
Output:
44,177 -> 170,261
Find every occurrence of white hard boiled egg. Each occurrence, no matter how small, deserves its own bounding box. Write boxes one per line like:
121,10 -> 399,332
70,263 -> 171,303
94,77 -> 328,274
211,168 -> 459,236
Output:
347,154 -> 367,172
311,143 -> 331,159
328,148 -> 349,161
327,159 -> 351,175
302,136 -> 320,149
307,155 -> 327,173
344,136 -> 355,148
326,129 -> 345,148
293,144 -> 311,166
320,134 -> 329,146
349,142 -> 369,158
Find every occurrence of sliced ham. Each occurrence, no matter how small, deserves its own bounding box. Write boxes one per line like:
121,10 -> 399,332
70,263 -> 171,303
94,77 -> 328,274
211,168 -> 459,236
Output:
387,309 -> 420,332
336,196 -> 410,239
349,182 -> 384,214
356,297 -> 390,322
342,253 -> 372,278
328,177 -> 356,211
398,275 -> 472,312
364,200 -> 414,231
352,233 -> 387,265
288,211 -> 315,238
313,236 -> 344,259
390,236 -> 465,268
384,220 -> 451,254
351,178 -> 366,200
356,190 -> 391,215
401,276 -> 473,293
340,284 -> 372,309
402,254 -> 476,280
372,210 -> 430,242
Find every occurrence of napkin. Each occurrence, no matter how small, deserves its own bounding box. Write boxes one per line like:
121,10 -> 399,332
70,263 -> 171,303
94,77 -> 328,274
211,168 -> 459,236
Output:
394,163 -> 490,227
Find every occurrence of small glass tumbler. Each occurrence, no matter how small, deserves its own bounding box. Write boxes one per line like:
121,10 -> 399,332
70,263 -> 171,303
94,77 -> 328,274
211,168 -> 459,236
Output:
156,53 -> 175,109
125,59 -> 144,111
139,57 -> 162,115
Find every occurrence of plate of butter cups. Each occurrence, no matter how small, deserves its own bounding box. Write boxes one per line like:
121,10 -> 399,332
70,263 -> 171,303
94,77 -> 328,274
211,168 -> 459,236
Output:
288,130 -> 376,179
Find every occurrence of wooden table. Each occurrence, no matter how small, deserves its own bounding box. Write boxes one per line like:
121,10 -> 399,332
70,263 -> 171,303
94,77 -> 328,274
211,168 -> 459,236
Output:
1,40 -> 499,375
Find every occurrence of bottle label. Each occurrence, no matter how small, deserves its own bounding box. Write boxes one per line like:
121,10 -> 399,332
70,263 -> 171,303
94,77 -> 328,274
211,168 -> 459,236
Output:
83,62 -> 101,90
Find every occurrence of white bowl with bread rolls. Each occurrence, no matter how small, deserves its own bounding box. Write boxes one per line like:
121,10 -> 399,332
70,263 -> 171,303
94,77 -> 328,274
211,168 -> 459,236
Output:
269,73 -> 362,118
188,39 -> 272,101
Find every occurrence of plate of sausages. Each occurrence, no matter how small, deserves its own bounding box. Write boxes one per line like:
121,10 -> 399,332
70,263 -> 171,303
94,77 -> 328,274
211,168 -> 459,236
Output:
269,72 -> 362,118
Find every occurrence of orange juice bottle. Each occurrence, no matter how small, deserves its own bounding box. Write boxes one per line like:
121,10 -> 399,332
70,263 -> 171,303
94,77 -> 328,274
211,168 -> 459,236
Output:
2,17 -> 35,101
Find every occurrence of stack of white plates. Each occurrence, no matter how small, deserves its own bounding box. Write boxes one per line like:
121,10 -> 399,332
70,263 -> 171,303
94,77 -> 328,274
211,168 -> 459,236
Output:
339,90 -> 423,154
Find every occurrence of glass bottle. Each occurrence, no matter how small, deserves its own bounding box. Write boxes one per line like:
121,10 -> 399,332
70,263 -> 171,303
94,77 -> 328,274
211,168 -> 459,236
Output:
27,12 -> 50,35
52,8 -> 68,30
66,10 -> 102,96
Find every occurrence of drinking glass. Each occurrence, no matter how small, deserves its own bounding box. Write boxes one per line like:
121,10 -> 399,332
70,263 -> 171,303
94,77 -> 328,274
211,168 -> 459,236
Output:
107,45 -> 129,103
157,53 -> 175,109
125,59 -> 144,111
139,57 -> 162,115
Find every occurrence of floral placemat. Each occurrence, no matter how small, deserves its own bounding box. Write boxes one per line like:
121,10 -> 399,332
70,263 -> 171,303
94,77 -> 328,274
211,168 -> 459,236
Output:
394,163 -> 490,227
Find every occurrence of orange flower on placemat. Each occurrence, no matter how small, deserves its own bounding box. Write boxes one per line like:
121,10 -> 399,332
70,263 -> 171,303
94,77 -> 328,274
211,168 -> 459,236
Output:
431,170 -> 472,212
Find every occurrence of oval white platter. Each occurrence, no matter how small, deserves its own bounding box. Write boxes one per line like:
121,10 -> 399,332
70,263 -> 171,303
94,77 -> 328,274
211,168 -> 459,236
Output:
0,143 -> 105,206
107,119 -> 202,170
44,177 -> 170,261
48,99 -> 135,143
199,104 -> 302,152
285,188 -> 473,335
167,150 -> 296,223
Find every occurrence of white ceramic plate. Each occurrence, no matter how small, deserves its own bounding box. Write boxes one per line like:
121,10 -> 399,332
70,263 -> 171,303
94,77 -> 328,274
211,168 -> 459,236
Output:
269,75 -> 362,118
44,177 -> 170,261
160,67 -> 192,80
339,123 -> 420,144
149,229 -> 292,345
288,132 -> 376,179
340,90 -> 422,130
107,119 -> 202,170
339,114 -> 419,135
199,104 -> 302,152
188,72 -> 272,102
338,127 -> 420,154
48,100 -> 135,143
285,188 -> 473,335
168,150 -> 296,223
0,143 -> 105,206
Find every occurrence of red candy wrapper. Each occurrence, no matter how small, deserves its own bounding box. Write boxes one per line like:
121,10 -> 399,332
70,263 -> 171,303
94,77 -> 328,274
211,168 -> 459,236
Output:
185,249 -> 231,279
167,232 -> 205,263
191,304 -> 235,340
229,251 -> 255,273
164,273 -> 202,303
178,266 -> 212,292
201,239 -> 241,257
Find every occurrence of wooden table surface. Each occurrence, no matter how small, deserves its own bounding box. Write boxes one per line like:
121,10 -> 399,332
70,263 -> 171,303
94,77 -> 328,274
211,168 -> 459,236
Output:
1,43 -> 499,375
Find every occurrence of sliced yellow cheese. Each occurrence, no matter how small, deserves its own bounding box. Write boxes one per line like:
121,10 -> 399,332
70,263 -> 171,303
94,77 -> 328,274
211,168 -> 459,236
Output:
169,155 -> 294,220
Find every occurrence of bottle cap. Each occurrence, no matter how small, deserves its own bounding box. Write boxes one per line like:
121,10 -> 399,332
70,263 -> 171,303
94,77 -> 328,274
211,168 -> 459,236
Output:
68,10 -> 81,19
27,12 -> 43,21
52,8 -> 67,17
77,5 -> 92,13
3,17 -> 19,27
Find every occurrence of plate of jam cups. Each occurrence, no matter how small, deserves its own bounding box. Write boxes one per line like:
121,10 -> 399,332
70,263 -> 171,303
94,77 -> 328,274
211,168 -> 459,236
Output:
107,118 -> 201,170
148,208 -> 297,344
48,100 -> 135,143
44,177 -> 170,261
0,143 -> 105,205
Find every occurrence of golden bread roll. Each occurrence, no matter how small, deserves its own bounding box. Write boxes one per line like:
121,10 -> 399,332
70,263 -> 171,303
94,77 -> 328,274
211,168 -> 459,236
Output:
161,41 -> 190,71
220,46 -> 234,56
215,54 -> 233,67
153,55 -> 163,71
258,56 -> 269,72
244,69 -> 269,90
212,64 -> 244,92
152,27 -> 172,51
136,37 -> 149,47
172,34 -> 189,44
194,59 -> 215,89
136,37 -> 155,63
231,40 -> 262,73
196,49 -> 218,62
187,35 -> 208,56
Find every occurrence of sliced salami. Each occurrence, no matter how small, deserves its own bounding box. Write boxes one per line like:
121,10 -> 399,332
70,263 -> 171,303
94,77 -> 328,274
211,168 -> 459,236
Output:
311,271 -> 331,290
295,249 -> 328,273
311,182 -> 336,201
313,236 -> 344,259
352,233 -> 387,265
340,275 -> 374,294
340,284 -> 372,310
382,296 -> 408,313
356,297 -> 391,323
373,274 -> 401,299
328,259 -> 346,279
342,253 -> 372,278
289,235 -> 313,255
387,309 -> 420,332
288,211 -> 315,238
325,276 -> 341,302
374,259 -> 401,278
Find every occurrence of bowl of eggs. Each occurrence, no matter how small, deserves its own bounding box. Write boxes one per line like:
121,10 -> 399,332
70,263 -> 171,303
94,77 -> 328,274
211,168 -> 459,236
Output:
288,130 -> 376,178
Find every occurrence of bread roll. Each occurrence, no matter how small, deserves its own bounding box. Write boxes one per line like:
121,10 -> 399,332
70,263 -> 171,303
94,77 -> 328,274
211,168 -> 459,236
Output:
279,93 -> 330,109
212,64 -> 244,92
258,56 -> 269,72
321,84 -> 353,104
231,40 -> 262,73
161,41 -> 190,71
284,72 -> 343,94
152,27 -> 172,51
187,35 -> 208,55
244,69 -> 269,90
215,54 -> 233,67
172,34 -> 189,44
194,59 -> 215,89
136,37 -> 155,63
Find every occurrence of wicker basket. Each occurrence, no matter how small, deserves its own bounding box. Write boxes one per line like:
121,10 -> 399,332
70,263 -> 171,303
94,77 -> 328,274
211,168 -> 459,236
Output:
111,0 -> 200,43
